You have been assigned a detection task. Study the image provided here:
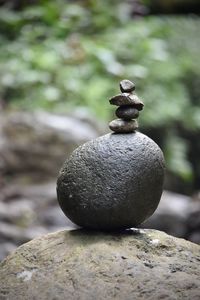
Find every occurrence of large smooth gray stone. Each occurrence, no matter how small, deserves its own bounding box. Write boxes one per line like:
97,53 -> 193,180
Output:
57,132 -> 165,230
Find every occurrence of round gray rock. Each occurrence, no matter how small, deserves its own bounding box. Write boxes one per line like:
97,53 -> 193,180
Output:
57,132 -> 165,229
0,229 -> 199,300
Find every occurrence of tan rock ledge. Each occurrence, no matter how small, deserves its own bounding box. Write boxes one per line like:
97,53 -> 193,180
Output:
0,229 -> 199,300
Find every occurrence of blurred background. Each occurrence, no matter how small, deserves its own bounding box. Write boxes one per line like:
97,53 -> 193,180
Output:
0,0 -> 200,260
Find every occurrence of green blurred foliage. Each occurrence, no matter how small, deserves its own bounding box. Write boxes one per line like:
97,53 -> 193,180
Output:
0,0 -> 200,191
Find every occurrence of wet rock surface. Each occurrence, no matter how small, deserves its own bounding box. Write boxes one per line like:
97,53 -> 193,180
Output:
57,132 -> 165,229
0,229 -> 199,300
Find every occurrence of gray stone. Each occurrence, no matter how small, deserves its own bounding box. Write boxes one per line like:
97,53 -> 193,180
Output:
109,94 -> 144,110
115,106 -> 139,120
109,93 -> 132,106
0,111 -> 100,183
57,132 -> 165,230
128,94 -> 144,111
119,79 -> 135,92
0,229 -> 199,300
109,119 -> 138,133
142,191 -> 191,238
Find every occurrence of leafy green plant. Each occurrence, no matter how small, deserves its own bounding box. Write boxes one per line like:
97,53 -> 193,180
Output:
0,1 -> 200,192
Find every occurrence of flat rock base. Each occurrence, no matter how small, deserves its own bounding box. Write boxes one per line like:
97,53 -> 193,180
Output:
0,229 -> 199,300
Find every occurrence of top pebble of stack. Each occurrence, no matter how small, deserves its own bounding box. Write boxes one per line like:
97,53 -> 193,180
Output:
120,79 -> 135,93
108,79 -> 144,133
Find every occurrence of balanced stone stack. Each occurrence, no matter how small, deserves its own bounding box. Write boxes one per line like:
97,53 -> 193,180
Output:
109,79 -> 144,133
57,79 -> 165,230
1,79 -> 199,300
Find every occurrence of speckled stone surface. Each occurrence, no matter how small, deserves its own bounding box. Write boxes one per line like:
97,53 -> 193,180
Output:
120,79 -> 135,92
115,106 -> 139,120
0,229 -> 199,300
57,132 -> 165,230
109,119 -> 138,133
109,94 -> 144,110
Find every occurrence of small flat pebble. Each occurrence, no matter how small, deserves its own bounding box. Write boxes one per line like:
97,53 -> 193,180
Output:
109,94 -> 144,110
120,79 -> 135,93
128,94 -> 144,111
109,119 -> 138,133
109,94 -> 132,106
116,106 -> 139,120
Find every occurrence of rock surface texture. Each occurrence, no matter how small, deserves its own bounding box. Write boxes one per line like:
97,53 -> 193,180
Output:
0,229 -> 199,300
57,132 -> 165,229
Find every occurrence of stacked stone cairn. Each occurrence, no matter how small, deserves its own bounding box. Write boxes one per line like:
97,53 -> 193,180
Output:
109,79 -> 144,133
56,79 -> 165,230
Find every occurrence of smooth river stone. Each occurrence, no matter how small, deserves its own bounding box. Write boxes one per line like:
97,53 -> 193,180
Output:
109,94 -> 144,110
109,119 -> 138,133
57,132 -> 165,230
116,106 -> 139,120
120,79 -> 135,93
